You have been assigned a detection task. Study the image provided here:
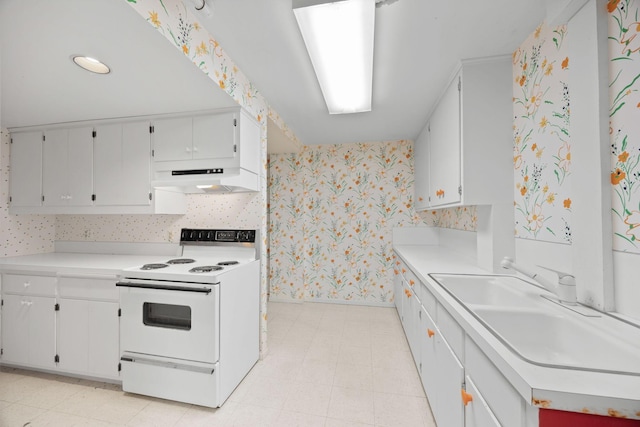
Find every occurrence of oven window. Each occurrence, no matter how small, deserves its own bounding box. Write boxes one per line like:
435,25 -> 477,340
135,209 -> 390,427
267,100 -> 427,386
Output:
143,302 -> 191,330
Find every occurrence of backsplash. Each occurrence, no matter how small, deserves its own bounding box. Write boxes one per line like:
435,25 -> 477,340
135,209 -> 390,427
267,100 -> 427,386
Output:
55,193 -> 262,242
0,129 -> 56,257
512,22 -> 572,244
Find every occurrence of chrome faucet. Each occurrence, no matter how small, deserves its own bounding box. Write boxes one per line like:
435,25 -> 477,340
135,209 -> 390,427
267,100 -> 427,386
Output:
500,256 -> 577,305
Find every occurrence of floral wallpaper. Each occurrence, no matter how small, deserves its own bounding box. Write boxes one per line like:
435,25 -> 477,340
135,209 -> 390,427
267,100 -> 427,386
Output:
609,0 -> 640,253
268,141 -> 475,305
512,22 -> 572,244
0,129 -> 56,257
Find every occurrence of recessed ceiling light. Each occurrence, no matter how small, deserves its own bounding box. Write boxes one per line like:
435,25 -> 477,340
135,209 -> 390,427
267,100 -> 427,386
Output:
71,55 -> 110,74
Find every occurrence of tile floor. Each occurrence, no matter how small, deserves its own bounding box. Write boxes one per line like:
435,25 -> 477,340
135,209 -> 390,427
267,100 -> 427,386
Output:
0,302 -> 436,426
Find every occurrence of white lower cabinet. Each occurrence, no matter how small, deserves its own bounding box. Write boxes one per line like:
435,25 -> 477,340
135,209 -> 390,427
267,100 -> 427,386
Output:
1,273 -> 120,381
1,294 -> 56,369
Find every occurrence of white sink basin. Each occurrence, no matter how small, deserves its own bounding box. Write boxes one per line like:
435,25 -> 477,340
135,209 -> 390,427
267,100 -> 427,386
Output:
430,274 -> 541,308
430,274 -> 640,376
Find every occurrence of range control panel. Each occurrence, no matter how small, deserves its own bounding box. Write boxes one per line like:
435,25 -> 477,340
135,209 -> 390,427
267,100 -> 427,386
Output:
180,229 -> 256,243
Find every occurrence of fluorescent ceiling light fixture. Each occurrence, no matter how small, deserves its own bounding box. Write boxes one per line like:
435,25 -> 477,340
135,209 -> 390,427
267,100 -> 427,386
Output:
293,0 -> 375,114
71,55 -> 110,74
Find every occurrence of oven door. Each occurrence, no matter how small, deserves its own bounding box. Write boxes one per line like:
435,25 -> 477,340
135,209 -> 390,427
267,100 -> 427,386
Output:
117,280 -> 219,363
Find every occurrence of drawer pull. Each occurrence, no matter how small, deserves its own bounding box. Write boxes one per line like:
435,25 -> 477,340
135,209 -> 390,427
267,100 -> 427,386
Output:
405,290 -> 412,298
409,279 -> 415,286
461,389 -> 473,406
24,281 -> 31,288
427,329 -> 435,338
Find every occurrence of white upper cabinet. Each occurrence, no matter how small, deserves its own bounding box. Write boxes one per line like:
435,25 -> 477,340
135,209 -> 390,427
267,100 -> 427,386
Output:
414,125 -> 430,211
9,131 -> 43,208
43,127 -> 93,207
153,111 -> 237,163
429,75 -> 462,207
93,121 -> 152,207
415,56 -> 512,209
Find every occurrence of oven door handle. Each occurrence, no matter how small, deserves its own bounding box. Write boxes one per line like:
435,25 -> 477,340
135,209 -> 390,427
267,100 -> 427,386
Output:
116,281 -> 212,294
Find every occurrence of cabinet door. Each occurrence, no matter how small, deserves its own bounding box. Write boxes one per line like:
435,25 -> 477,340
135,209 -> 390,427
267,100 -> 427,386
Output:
414,124 -> 430,210
42,129 -> 68,206
28,296 -> 57,369
67,127 -> 94,206
419,307 -> 438,407
434,332 -> 465,427
57,299 -> 120,379
393,261 -> 404,317
94,122 -> 151,206
88,301 -> 119,378
43,127 -> 93,207
1,294 -> 30,364
9,131 -> 43,207
153,117 -> 192,161
57,298 -> 90,373
429,74 -> 461,207
193,113 -> 236,160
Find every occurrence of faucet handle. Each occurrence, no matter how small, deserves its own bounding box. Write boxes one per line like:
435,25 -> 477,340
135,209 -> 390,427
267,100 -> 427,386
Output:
536,265 -> 576,285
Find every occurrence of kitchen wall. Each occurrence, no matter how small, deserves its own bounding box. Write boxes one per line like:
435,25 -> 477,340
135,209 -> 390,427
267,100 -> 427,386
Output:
0,129 -> 55,257
512,22 -> 572,244
268,141 -> 477,305
513,3 -> 640,320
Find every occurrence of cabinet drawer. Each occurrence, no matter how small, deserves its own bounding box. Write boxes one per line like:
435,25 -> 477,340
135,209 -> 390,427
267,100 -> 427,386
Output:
436,303 -> 465,362
465,336 -> 522,427
2,274 -> 56,296
58,276 -> 118,301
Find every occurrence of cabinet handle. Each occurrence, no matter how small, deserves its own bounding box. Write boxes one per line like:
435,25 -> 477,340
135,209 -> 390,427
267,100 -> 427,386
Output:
186,147 -> 191,152
405,290 -> 412,298
409,279 -> 415,286
193,146 -> 199,152
436,189 -> 445,198
24,281 -> 31,288
461,389 -> 473,406
427,329 -> 435,338
394,269 -> 399,276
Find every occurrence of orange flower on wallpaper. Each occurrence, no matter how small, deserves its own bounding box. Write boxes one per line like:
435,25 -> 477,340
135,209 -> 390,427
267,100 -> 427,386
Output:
607,0 -> 621,13
219,80 -> 226,89
539,116 -> 548,128
563,198 -> 572,209
561,57 -> 569,69
182,44 -> 189,55
612,168 -> 626,185
519,75 -> 526,86
619,151 -> 629,162
531,143 -> 537,151
514,155 -> 522,169
520,186 -> 527,196
148,11 -> 161,27
620,22 -> 640,55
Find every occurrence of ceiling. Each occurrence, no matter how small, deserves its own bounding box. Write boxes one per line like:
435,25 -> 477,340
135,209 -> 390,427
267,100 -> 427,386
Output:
0,0 -> 545,147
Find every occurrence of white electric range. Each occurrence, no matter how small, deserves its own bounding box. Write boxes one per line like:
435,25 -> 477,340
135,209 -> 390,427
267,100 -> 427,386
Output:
117,228 -> 260,408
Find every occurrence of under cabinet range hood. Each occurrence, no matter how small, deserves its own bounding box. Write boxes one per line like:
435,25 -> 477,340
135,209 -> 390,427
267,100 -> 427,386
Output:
150,107 -> 261,194
152,168 -> 259,194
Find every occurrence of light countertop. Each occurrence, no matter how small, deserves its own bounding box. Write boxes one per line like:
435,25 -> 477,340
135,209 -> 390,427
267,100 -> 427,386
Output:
0,252 -> 169,277
394,244 -> 640,420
